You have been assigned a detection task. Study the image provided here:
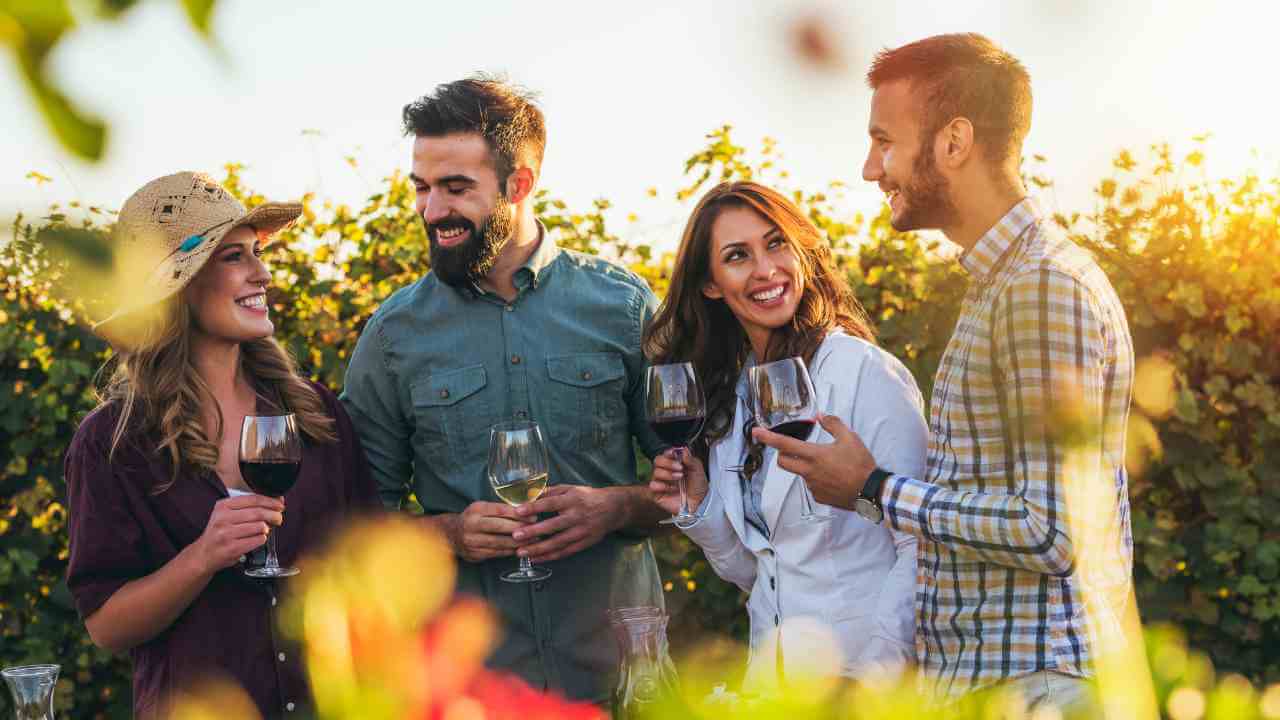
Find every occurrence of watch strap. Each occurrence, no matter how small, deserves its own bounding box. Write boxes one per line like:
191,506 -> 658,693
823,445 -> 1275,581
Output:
861,467 -> 893,508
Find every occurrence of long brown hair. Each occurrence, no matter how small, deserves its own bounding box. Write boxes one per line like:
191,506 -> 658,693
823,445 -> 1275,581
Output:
644,182 -> 875,458
97,295 -> 337,493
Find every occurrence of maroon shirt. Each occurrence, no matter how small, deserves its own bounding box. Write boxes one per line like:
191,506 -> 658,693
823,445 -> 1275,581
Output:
64,382 -> 378,718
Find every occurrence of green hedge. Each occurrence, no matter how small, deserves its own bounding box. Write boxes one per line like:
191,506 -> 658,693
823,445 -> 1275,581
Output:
2,132 -> 1277,717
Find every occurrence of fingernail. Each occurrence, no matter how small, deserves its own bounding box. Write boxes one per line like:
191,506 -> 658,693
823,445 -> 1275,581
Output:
517,549 -> 528,558
513,531 -> 524,540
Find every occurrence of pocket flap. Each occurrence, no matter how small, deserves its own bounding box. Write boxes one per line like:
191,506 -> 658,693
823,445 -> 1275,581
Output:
546,353 -> 625,388
412,365 -> 488,407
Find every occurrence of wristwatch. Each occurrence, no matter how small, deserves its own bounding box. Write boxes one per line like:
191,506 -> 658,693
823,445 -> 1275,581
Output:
853,468 -> 892,523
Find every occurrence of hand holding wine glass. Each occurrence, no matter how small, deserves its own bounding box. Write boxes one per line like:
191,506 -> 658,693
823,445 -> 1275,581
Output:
489,420 -> 553,583
239,414 -> 302,578
649,449 -> 708,517
747,357 -> 828,522
645,362 -> 706,528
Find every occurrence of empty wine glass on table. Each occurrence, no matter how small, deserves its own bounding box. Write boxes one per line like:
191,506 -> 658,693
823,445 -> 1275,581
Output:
239,413 -> 302,578
488,420 -> 553,583
748,357 -> 829,522
646,362 -> 707,528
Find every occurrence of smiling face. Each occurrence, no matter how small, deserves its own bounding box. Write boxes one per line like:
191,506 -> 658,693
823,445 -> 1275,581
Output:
182,225 -> 274,344
411,132 -> 515,287
701,205 -> 804,357
862,78 -> 957,232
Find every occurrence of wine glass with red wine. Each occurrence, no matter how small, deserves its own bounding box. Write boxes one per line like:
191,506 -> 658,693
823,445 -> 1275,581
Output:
239,413 -> 302,578
645,362 -> 706,528
748,357 -> 828,522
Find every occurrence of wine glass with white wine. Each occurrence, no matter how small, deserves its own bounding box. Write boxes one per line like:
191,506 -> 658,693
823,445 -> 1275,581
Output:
488,419 -> 553,583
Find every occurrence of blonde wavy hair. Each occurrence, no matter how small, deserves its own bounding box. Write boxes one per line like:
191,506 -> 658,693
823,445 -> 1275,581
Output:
98,296 -> 337,493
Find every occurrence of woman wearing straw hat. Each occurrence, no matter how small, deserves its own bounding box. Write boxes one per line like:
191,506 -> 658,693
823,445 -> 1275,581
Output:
63,171 -> 378,718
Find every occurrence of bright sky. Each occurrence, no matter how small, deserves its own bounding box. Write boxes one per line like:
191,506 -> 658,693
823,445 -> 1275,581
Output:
2,0 -> 1277,251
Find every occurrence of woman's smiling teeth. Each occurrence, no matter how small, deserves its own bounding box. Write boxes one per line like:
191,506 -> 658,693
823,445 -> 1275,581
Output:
750,284 -> 786,304
236,294 -> 266,309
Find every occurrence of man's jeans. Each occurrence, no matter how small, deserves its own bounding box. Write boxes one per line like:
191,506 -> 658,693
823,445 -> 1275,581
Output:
1008,670 -> 1097,716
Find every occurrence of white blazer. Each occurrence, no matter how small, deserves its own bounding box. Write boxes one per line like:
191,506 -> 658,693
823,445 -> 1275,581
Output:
682,332 -> 928,692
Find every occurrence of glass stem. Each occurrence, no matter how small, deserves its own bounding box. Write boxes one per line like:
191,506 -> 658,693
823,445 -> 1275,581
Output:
675,446 -> 690,517
264,527 -> 281,571
800,482 -> 817,517
519,556 -> 534,574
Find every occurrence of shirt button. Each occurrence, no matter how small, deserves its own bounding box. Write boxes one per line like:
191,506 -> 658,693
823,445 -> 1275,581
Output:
581,371 -> 592,381
286,702 -> 295,712
271,596 -> 278,607
278,652 -> 286,662
511,354 -> 522,365
774,614 -> 780,626
769,577 -> 775,590
439,389 -> 449,399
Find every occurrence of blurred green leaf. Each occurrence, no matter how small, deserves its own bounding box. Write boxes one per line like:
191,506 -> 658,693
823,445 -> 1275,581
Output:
181,0 -> 216,36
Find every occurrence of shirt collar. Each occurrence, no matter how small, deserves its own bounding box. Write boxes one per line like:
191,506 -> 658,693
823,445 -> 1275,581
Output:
958,196 -> 1042,281
465,220 -> 561,297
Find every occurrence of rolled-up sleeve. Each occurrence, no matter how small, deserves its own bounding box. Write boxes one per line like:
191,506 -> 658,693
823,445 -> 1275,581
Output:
340,317 -> 414,510
64,425 -> 147,620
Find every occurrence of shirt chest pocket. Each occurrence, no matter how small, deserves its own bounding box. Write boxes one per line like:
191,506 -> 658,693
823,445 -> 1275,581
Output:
545,353 -> 627,452
410,365 -> 495,478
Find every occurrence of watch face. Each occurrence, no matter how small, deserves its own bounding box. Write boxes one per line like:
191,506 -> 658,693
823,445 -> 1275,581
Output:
854,498 -> 883,523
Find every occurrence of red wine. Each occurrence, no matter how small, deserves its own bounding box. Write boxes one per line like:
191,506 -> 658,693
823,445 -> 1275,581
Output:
649,415 -> 703,447
770,419 -> 816,441
239,460 -> 300,497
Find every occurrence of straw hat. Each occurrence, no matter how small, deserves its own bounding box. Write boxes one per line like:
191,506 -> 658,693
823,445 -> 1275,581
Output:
92,171 -> 302,332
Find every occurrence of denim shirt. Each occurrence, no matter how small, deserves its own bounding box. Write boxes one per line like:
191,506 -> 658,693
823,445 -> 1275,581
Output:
340,226 -> 664,703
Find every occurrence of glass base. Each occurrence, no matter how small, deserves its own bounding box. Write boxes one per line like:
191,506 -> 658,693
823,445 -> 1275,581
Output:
660,512 -> 700,529
501,565 -> 552,583
245,565 -> 300,578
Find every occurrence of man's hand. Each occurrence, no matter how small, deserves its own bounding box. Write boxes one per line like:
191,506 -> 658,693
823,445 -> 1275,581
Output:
512,485 -> 626,564
751,413 -> 877,511
439,501 -> 535,563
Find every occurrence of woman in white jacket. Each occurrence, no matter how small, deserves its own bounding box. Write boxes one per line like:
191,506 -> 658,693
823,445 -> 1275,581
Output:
645,182 -> 927,692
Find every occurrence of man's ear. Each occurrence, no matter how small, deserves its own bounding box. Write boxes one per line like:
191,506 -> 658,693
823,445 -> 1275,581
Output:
505,167 -> 536,204
938,117 -> 974,169
702,280 -> 724,300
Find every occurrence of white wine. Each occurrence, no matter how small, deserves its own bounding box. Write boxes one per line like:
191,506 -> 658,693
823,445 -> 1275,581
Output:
493,472 -> 548,506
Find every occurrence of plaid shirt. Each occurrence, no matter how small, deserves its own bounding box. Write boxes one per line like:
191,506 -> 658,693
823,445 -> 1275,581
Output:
880,198 -> 1135,699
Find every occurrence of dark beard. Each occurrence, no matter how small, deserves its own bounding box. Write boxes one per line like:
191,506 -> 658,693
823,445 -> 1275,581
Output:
890,145 -> 958,232
427,194 -> 514,288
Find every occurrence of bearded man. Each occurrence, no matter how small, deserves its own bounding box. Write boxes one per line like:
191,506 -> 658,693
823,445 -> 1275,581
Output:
341,76 -> 667,703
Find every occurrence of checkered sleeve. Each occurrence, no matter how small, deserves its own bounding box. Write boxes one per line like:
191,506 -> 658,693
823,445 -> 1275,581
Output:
883,268 -> 1110,577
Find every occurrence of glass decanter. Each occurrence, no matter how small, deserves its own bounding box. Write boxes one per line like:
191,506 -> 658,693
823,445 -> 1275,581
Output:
2,664 -> 58,720
608,607 -> 680,720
